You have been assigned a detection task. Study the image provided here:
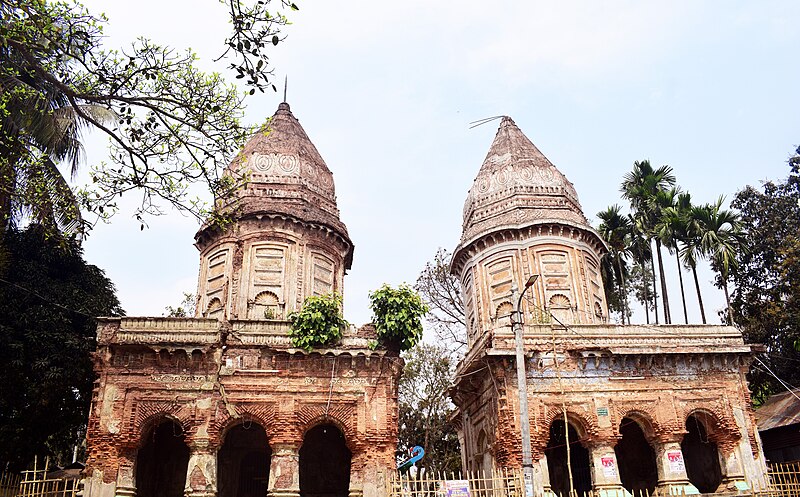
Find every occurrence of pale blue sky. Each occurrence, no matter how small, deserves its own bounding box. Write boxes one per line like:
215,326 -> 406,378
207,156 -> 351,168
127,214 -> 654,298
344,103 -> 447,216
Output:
78,1 -> 800,327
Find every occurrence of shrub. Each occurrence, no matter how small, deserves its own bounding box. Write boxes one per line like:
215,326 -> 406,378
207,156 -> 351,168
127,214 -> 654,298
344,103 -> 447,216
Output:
369,284 -> 429,352
288,293 -> 347,351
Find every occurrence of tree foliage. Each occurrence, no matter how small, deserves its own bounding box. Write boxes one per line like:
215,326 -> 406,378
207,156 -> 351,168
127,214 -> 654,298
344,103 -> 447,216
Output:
397,343 -> 462,475
369,284 -> 429,352
0,225 -> 122,470
288,293 -> 347,352
415,248 -> 466,355
0,0 -> 296,235
164,292 -> 196,317
730,146 -> 800,403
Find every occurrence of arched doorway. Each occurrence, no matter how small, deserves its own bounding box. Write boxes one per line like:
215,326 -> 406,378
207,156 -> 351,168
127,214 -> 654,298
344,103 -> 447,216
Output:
614,417 -> 658,494
136,419 -> 190,497
545,419 -> 592,496
681,414 -> 722,493
218,423 -> 272,497
299,423 -> 351,497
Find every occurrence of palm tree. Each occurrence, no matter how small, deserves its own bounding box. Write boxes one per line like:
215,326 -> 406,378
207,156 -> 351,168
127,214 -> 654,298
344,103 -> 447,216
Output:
692,197 -> 746,324
628,215 -> 656,324
654,188 -> 690,324
1,51 -> 115,237
681,201 -> 708,324
598,205 -> 632,324
621,160 -> 676,324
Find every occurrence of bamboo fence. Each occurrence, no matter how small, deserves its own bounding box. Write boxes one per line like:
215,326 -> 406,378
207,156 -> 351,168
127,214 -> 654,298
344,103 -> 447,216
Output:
0,458 -> 79,497
0,457 -> 797,497
389,468 -> 525,497
387,461 -> 800,497
768,461 -> 800,497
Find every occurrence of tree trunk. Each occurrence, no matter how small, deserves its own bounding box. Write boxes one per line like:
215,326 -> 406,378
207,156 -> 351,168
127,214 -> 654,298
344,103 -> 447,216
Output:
650,249 -> 659,324
674,243 -> 688,324
616,254 -> 630,325
636,242 -> 650,324
641,261 -> 650,324
691,263 -> 706,324
655,239 -> 671,324
723,277 -> 733,325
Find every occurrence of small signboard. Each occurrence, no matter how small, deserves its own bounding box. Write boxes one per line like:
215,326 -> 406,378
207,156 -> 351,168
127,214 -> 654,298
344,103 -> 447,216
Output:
443,480 -> 470,497
667,450 -> 685,473
601,455 -> 617,477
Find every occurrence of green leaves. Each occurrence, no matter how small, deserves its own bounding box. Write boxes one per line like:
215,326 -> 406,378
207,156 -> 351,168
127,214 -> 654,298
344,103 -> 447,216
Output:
0,225 -> 122,470
0,0 -> 297,235
369,284 -> 429,352
288,293 -> 347,351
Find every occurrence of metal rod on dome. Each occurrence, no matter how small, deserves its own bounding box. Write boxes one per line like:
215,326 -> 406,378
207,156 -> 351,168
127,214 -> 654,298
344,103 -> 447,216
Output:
469,115 -> 505,129
283,76 -> 288,102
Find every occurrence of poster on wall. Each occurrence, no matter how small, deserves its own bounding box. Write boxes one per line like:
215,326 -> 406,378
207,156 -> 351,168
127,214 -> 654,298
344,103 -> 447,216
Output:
601,455 -> 617,477
667,450 -> 686,473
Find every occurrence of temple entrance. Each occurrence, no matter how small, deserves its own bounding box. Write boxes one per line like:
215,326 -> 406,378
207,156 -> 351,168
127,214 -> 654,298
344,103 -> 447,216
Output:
614,417 -> 658,494
136,419 -> 190,497
681,414 -> 722,493
545,419 -> 592,496
218,423 -> 272,497
299,424 -> 351,497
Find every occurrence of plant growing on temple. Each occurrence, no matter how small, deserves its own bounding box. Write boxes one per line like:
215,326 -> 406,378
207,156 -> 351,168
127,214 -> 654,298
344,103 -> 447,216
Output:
0,224 -> 122,470
0,0 -> 296,236
369,284 -> 429,352
288,293 -> 347,351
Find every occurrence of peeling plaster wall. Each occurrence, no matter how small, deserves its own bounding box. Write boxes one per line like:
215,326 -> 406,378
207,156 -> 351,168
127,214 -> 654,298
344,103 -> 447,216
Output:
84,319 -> 400,497
451,325 -> 768,493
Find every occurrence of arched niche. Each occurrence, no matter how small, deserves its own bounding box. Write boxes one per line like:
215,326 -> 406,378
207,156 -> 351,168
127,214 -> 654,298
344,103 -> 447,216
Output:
249,291 -> 282,320
495,302 -> 513,328
206,297 -> 224,319
682,413 -> 722,493
135,418 -> 190,497
217,422 -> 272,497
548,294 -> 573,325
299,423 -> 351,497
614,417 -> 658,494
545,419 -> 592,496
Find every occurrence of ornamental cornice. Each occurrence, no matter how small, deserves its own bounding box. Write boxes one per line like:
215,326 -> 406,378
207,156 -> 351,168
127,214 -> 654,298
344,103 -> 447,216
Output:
451,220 -> 607,276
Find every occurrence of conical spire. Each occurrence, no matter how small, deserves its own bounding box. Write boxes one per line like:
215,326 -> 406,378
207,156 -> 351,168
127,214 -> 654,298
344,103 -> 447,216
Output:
219,102 -> 350,239
459,116 -> 588,245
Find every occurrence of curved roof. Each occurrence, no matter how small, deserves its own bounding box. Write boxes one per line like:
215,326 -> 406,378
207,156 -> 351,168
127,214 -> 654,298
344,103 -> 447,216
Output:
458,116 -> 595,248
218,102 -> 350,239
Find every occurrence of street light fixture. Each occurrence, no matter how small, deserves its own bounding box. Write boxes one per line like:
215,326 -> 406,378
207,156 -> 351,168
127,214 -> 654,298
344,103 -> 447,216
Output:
510,274 -> 538,497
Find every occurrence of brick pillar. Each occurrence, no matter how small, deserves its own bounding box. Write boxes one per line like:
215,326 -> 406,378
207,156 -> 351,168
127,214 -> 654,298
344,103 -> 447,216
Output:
534,455 -> 552,497
184,439 -> 217,497
115,448 -> 137,497
268,444 -> 301,497
715,437 -> 748,492
348,460 -> 364,497
586,440 -> 628,497
653,439 -> 699,495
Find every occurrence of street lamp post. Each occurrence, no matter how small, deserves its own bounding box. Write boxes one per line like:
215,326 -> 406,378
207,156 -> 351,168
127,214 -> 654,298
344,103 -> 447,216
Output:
511,274 -> 538,497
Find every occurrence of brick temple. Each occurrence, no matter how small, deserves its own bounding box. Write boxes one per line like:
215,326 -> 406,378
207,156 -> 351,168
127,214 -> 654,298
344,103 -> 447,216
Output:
83,103 -> 400,497
82,107 -> 770,497
449,117 -> 768,496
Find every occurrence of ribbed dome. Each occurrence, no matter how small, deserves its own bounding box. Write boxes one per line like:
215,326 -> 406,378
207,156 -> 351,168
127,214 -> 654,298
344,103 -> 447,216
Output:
459,116 -> 588,245
219,102 -> 349,238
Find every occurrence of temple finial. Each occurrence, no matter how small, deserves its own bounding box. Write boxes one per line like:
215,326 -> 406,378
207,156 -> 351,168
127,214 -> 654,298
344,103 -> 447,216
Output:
283,76 -> 288,103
